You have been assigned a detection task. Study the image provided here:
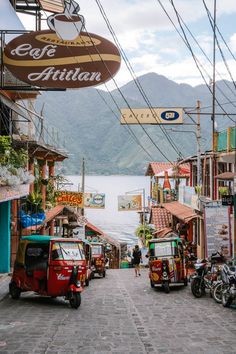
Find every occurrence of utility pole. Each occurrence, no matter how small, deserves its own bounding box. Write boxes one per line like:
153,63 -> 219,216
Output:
211,0 -> 217,200
81,157 -> 85,216
197,100 -> 202,187
212,0 -> 216,150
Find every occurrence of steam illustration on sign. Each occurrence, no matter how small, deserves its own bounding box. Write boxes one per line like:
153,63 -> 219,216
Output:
3,0 -> 121,89
47,0 -> 85,41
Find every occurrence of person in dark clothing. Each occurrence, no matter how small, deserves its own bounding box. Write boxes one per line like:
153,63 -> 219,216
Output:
132,245 -> 142,277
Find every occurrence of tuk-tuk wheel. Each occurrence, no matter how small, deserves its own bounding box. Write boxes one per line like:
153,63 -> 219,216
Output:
103,271 -> 106,278
85,278 -> 89,287
150,280 -> 154,288
163,282 -> 170,294
69,292 -> 81,309
9,282 -> 21,299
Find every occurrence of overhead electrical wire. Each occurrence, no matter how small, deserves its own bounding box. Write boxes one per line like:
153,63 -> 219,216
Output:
169,1 -> 236,106
157,0 -> 236,123
29,7 -> 159,162
46,2 -> 175,163
169,0 -> 236,124
95,0 -> 184,160
202,0 -> 236,90
82,26 -> 173,162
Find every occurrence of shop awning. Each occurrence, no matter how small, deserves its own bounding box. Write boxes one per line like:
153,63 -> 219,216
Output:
160,201 -> 198,223
86,222 -> 104,236
215,172 -> 236,181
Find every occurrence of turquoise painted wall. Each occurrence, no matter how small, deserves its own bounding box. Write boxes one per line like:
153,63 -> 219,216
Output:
0,201 -> 11,273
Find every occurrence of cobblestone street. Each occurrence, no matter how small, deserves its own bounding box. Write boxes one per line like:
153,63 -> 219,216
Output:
0,269 -> 235,354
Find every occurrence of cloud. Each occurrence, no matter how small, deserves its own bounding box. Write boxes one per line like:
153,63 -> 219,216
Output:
17,0 -> 236,89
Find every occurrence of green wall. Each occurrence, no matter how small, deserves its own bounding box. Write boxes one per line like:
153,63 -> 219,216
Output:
0,201 -> 11,273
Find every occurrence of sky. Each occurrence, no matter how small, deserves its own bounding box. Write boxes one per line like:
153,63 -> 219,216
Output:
16,0 -> 236,89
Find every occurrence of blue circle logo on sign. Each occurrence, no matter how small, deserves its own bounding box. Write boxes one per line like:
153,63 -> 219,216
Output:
161,110 -> 180,121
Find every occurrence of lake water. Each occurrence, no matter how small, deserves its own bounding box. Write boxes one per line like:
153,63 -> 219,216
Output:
65,175 -> 150,246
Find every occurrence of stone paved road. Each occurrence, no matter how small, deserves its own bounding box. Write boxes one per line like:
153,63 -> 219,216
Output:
0,269 -> 235,354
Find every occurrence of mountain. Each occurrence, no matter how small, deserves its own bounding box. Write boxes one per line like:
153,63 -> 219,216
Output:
35,73 -> 236,175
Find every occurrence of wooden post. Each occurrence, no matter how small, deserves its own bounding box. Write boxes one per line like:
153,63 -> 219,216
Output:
28,158 -> 35,194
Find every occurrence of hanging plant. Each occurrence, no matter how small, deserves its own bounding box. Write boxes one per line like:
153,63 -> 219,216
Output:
218,186 -> 229,196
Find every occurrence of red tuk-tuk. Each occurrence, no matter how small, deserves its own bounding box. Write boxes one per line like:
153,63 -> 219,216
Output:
90,242 -> 106,278
9,235 -> 86,308
148,235 -> 188,293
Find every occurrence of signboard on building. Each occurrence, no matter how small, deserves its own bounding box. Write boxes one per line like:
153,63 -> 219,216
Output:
56,191 -> 83,207
179,186 -> 199,209
84,193 -> 105,209
120,108 -> 183,125
204,203 -> 232,258
3,1 -> 121,89
118,195 -> 142,211
0,184 -> 29,203
222,195 -> 234,206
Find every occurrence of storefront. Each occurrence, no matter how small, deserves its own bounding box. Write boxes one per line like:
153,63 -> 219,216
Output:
0,185 -> 29,272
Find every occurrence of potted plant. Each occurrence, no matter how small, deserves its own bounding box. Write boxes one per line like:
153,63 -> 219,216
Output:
218,186 -> 229,198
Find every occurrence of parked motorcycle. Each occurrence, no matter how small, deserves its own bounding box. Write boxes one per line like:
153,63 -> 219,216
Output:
221,261 -> 236,308
191,252 -> 224,299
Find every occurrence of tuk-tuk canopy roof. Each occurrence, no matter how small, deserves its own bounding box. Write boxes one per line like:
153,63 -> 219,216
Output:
21,235 -> 83,243
90,242 -> 104,246
149,236 -> 182,243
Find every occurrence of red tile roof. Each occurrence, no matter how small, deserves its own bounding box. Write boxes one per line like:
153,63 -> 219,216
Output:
145,162 -> 190,177
150,206 -> 172,231
161,201 -> 198,222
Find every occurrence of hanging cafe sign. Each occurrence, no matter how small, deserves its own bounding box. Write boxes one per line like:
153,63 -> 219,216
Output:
56,191 -> 84,208
3,0 -> 121,89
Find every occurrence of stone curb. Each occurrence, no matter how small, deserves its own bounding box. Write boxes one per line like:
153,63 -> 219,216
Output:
0,274 -> 10,302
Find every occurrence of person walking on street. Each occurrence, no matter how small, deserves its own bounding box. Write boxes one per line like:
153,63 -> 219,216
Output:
132,245 -> 142,277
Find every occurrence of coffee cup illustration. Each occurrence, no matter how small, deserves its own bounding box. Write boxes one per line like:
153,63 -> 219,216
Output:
47,0 -> 85,41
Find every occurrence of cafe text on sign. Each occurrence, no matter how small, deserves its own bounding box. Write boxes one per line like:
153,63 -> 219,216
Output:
3,1 -> 121,89
56,191 -> 84,207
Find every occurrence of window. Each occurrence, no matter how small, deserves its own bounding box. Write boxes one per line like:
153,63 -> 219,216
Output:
150,241 -> 178,258
52,242 -> 85,261
91,245 -> 103,255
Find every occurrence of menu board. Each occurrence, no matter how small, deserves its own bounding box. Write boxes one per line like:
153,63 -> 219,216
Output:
204,204 -> 231,258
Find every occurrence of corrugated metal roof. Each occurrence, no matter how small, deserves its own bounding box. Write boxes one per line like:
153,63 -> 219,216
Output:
160,201 -> 198,222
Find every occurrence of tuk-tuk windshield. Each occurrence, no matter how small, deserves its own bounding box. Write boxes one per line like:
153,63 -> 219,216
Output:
150,241 -> 178,258
52,242 -> 85,261
91,245 -> 103,255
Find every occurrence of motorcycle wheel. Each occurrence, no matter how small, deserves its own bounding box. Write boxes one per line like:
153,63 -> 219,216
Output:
184,278 -> 188,287
191,278 -> 204,298
85,278 -> 89,287
222,290 -> 232,308
103,270 -> 106,278
9,282 -> 21,300
69,292 -> 81,309
212,282 -> 223,304
163,281 -> 170,294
